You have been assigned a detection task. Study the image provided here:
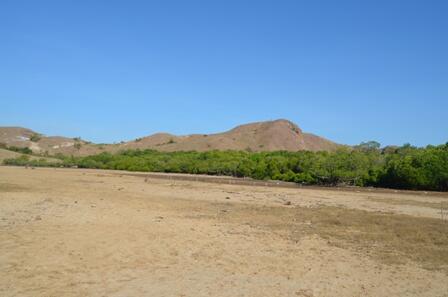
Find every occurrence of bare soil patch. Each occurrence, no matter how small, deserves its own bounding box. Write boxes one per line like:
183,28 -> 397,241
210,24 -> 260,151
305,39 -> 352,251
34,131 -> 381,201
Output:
1,166 -> 447,297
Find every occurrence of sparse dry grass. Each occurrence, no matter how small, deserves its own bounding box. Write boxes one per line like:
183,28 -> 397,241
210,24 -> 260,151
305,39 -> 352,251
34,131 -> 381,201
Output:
1,166 -> 447,296
368,196 -> 445,210
307,207 -> 448,271
177,199 -> 448,273
0,183 -> 28,192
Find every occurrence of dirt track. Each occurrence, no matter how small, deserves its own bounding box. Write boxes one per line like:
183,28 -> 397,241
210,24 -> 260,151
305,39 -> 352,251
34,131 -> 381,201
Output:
1,166 -> 447,297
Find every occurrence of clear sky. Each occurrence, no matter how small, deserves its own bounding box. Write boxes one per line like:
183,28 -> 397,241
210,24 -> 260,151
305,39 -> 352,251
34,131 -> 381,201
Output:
1,0 -> 447,147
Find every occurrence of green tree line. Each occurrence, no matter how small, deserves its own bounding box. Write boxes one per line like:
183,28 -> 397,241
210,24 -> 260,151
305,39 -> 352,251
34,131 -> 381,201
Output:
3,143 -> 448,191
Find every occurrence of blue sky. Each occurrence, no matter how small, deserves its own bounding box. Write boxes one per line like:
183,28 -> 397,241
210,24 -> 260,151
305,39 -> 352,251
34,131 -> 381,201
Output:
0,0 -> 447,146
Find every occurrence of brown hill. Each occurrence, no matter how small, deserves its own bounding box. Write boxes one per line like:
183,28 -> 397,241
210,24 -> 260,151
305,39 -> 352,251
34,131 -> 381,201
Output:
0,120 -> 340,156
0,127 -> 97,156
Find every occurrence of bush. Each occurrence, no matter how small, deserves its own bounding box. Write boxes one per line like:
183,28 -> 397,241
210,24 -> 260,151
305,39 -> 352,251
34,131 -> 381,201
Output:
5,146 -> 33,154
4,143 -> 448,191
3,155 -> 59,167
30,133 -> 42,142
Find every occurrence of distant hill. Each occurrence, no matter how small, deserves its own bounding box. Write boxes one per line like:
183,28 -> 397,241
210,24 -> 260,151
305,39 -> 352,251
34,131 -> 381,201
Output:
0,119 -> 340,156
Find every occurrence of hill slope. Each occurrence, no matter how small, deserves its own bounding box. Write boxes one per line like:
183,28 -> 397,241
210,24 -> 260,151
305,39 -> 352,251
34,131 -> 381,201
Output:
0,148 -> 61,164
126,119 -> 339,152
0,119 -> 340,156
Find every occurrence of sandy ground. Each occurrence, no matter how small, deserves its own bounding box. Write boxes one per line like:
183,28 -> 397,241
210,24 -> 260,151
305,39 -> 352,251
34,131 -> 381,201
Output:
1,166 -> 447,297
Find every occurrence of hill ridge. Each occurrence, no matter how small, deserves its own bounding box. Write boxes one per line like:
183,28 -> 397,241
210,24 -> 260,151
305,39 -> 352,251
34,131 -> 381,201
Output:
0,119 -> 340,156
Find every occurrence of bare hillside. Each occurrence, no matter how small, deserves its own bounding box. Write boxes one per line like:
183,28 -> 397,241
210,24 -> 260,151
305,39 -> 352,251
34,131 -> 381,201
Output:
124,119 -> 339,152
0,119 -> 340,156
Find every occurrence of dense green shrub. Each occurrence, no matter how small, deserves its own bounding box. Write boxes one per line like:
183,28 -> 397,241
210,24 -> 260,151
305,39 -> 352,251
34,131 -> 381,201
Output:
378,144 -> 448,191
4,146 -> 33,154
3,143 -> 448,191
3,155 -> 59,167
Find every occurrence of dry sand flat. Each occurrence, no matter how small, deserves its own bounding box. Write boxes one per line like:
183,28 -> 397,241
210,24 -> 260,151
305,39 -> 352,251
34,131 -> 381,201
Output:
0,166 -> 447,297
